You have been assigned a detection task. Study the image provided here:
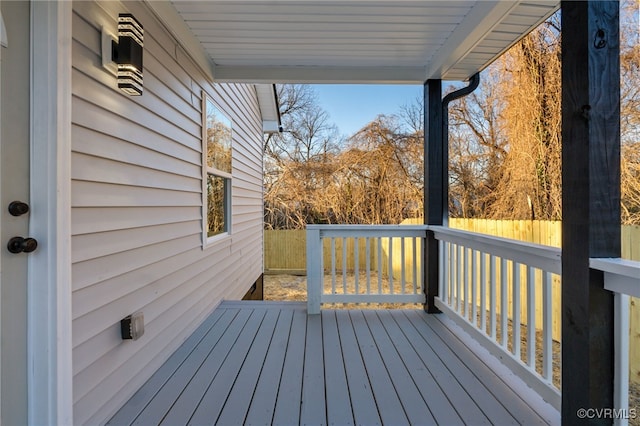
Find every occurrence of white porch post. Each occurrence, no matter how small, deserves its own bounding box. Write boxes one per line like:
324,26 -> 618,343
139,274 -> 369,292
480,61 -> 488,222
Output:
306,226 -> 322,314
29,1 -> 73,425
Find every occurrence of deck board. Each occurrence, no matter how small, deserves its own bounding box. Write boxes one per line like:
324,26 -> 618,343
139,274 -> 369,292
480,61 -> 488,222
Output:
321,311 -> 354,425
362,310 -> 436,425
188,309 -> 269,424
350,310 -> 410,426
334,310 -> 382,426
110,301 -> 560,426
379,310 -> 464,425
243,309 -> 294,425
156,309 -> 254,425
300,312 -> 326,425
418,312 -> 550,424
271,307 -> 306,425
389,310 -> 492,424
216,309 -> 281,425
349,311 -> 409,426
404,310 -> 518,424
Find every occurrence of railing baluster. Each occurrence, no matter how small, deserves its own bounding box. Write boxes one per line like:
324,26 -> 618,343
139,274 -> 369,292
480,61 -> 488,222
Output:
331,237 -> 336,295
401,237 -> 406,295
472,249 -> 477,325
420,237 -> 425,296
413,237 -> 418,294
439,240 -> 446,303
543,271 -> 552,381
457,244 -> 463,314
354,237 -> 360,295
365,237 -> 371,296
342,237 -> 347,295
490,254 -> 496,339
500,257 -> 508,348
527,266 -> 536,368
464,248 -> 469,319
513,261 -> 521,359
449,242 -> 455,307
378,237 -> 383,294
480,251 -> 486,333
462,247 -> 468,318
388,237 -> 394,294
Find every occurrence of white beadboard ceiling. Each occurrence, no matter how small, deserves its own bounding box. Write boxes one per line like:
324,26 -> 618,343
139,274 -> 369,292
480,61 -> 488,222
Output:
154,0 -> 559,83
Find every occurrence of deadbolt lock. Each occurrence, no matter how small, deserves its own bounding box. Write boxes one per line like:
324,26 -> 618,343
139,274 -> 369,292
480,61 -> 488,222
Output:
8,201 -> 29,217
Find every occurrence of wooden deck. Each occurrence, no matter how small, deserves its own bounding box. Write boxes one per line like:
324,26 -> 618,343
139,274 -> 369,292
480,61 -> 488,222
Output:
108,301 -> 559,425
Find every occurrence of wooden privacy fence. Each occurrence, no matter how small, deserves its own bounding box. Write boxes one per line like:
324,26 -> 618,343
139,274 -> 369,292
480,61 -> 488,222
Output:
266,220 -> 640,270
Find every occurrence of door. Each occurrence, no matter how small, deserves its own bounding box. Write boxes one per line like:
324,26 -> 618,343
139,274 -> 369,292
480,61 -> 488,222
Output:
0,2 -> 31,424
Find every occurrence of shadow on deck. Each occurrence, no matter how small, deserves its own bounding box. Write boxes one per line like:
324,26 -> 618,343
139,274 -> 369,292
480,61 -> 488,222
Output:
109,301 -> 559,425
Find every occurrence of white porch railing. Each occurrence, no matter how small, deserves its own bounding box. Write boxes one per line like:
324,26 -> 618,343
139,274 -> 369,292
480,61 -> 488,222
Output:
429,226 -> 562,409
305,224 -> 639,419
306,225 -> 427,314
590,257 -> 640,426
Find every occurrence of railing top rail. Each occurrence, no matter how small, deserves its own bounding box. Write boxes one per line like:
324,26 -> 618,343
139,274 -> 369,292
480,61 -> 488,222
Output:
590,257 -> 640,298
306,224 -> 428,231
428,225 -> 562,275
590,257 -> 640,279
306,224 -> 429,238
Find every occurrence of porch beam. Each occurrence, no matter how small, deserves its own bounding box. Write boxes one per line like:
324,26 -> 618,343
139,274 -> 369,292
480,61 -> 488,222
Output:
561,1 -> 620,422
214,65 -> 427,84
424,79 -> 444,313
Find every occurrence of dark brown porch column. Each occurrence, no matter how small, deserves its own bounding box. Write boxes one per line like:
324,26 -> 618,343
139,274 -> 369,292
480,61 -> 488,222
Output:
561,1 -> 620,423
424,79 -> 444,313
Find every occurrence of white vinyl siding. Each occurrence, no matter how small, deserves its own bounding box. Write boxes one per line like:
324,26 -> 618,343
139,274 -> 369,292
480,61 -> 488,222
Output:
71,1 -> 263,424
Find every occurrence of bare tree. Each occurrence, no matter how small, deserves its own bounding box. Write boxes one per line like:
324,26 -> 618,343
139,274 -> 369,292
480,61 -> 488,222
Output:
264,84 -> 342,229
326,115 -> 423,224
490,18 -> 562,220
448,67 -> 508,218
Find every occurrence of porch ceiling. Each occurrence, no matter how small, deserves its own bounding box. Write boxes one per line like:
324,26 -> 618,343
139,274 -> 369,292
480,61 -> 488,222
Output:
151,0 -> 558,84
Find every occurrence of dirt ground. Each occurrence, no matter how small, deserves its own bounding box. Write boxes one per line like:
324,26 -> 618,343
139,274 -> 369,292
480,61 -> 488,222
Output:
264,274 -> 640,424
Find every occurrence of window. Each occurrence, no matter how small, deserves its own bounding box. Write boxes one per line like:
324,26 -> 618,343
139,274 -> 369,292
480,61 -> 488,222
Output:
203,95 -> 232,242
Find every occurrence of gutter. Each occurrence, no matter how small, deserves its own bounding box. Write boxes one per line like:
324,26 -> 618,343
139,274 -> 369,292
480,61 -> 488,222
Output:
272,84 -> 283,133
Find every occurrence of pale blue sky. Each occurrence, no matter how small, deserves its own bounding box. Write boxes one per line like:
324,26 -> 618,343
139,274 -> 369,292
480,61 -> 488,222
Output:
311,84 -> 423,137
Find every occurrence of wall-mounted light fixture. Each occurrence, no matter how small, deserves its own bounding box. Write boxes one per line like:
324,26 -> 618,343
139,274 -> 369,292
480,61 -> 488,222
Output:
114,13 -> 143,95
102,13 -> 143,96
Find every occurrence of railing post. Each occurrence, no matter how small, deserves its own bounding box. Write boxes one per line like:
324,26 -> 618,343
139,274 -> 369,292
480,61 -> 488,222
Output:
306,226 -> 322,314
425,229 -> 440,313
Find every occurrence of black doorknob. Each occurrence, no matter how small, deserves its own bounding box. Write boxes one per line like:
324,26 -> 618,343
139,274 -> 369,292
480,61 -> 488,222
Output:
8,201 -> 29,216
7,237 -> 38,254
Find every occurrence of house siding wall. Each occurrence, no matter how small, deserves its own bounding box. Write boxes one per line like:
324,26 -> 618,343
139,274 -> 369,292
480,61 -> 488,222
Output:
71,2 -> 264,424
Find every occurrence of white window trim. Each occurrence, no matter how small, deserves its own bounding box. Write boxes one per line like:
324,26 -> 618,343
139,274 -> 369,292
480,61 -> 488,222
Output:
202,92 -> 233,247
